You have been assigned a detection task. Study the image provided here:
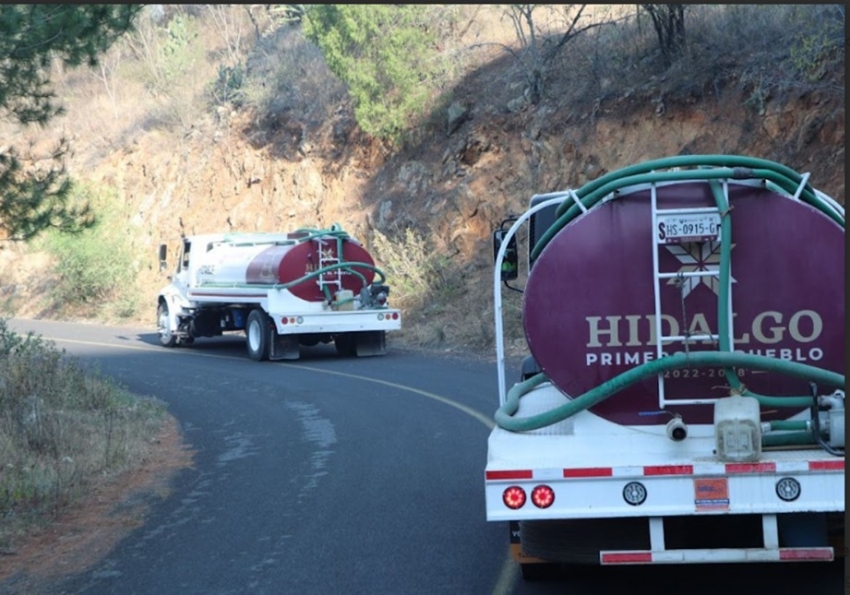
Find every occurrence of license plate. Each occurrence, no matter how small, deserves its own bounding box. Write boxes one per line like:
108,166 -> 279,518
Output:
657,212 -> 721,244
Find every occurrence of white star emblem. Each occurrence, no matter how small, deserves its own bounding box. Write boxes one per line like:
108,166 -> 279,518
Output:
664,241 -> 735,298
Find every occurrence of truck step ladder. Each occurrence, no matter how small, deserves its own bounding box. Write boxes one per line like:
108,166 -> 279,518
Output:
316,236 -> 342,295
650,179 -> 734,408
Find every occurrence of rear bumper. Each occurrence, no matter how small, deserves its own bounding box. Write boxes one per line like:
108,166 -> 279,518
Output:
269,309 -> 402,335
507,512 -> 843,566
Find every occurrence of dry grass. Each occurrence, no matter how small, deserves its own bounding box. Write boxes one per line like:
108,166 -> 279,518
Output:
0,320 -> 168,550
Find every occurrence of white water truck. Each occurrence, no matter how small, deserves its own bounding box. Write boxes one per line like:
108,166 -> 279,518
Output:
156,224 -> 401,361
486,155 -> 844,579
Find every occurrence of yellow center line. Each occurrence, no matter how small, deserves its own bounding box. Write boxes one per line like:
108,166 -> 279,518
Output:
45,334 -> 516,593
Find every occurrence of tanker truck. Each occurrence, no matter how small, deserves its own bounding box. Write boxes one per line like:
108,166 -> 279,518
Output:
156,224 -> 401,361
486,155 -> 845,580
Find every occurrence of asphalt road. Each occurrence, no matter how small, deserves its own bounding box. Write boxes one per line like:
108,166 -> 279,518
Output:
3,319 -> 845,595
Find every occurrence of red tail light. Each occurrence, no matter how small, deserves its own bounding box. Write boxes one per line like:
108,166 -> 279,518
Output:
531,485 -> 555,508
502,486 -> 526,509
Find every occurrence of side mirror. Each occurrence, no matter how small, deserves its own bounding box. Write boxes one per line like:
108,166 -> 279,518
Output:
158,244 -> 168,272
493,228 -> 518,281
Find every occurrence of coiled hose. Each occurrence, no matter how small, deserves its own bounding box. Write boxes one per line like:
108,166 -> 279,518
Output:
497,155 -> 845,449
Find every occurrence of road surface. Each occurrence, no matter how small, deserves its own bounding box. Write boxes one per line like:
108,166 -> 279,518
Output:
2,319 -> 844,594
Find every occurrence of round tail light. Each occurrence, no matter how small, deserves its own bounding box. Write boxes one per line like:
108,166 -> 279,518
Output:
531,485 -> 555,508
502,486 -> 527,509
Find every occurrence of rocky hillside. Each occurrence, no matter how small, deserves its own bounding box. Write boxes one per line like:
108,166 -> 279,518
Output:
0,5 -> 844,356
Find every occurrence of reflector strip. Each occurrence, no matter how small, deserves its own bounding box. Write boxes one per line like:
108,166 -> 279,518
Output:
189,292 -> 267,298
643,465 -> 693,476
486,470 -> 533,480
809,460 -> 844,471
779,548 -> 834,561
601,552 -> 652,564
488,459 -> 843,482
725,462 -> 776,474
563,467 -> 612,478
601,548 -> 834,564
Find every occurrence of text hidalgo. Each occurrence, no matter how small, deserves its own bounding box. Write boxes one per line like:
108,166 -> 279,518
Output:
584,310 -> 824,366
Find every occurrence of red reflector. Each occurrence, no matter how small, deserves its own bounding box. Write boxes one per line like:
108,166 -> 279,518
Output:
563,467 -> 612,478
281,318 -> 288,325
487,470 -> 533,480
726,462 -> 776,474
643,465 -> 693,476
601,552 -> 652,564
531,485 -> 555,508
502,486 -> 527,510
779,548 -> 834,561
392,312 -> 399,320
809,460 -> 844,471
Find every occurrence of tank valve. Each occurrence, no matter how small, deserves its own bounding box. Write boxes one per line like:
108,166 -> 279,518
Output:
666,416 -> 688,441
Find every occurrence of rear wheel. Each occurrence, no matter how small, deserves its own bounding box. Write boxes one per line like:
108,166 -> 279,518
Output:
334,334 -> 356,357
520,563 -> 558,581
157,301 -> 177,347
246,309 -> 271,361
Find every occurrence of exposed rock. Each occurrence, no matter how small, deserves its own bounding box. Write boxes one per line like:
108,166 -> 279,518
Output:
446,101 -> 470,136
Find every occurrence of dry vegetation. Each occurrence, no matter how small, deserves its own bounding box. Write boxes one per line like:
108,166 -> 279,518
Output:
0,319 -> 167,553
0,5 -> 843,341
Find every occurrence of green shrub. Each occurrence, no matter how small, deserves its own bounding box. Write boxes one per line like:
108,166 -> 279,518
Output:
369,226 -> 461,309
210,61 -> 245,108
302,5 -> 454,142
39,184 -> 139,309
789,9 -> 844,83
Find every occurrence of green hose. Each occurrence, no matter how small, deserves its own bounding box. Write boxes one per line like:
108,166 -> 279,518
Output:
706,179 -> 841,413
498,155 -> 845,436
553,155 -> 822,219
200,261 -> 385,293
495,351 -> 844,432
768,420 -> 810,432
763,431 -> 824,448
532,156 -> 843,262
289,224 -> 388,300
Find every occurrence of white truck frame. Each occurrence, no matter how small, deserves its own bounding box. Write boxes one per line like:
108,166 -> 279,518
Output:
485,157 -> 845,580
156,231 -> 401,361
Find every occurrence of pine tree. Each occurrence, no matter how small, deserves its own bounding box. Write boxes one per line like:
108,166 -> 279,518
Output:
0,5 -> 142,241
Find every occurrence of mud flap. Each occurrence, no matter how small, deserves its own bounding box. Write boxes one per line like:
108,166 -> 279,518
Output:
510,521 -> 549,565
269,333 -> 301,361
355,331 -> 386,357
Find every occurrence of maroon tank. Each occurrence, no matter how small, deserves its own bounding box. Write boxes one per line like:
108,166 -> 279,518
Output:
523,182 -> 845,425
245,237 -> 376,302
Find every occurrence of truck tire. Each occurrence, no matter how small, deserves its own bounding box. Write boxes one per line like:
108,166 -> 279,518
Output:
157,301 -> 178,348
334,333 -> 356,357
519,518 -> 647,564
520,562 -> 557,581
246,309 -> 271,361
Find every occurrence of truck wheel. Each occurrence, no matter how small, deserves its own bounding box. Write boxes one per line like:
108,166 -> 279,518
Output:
246,309 -> 271,361
157,302 -> 178,348
334,334 -> 356,357
520,562 -> 557,581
